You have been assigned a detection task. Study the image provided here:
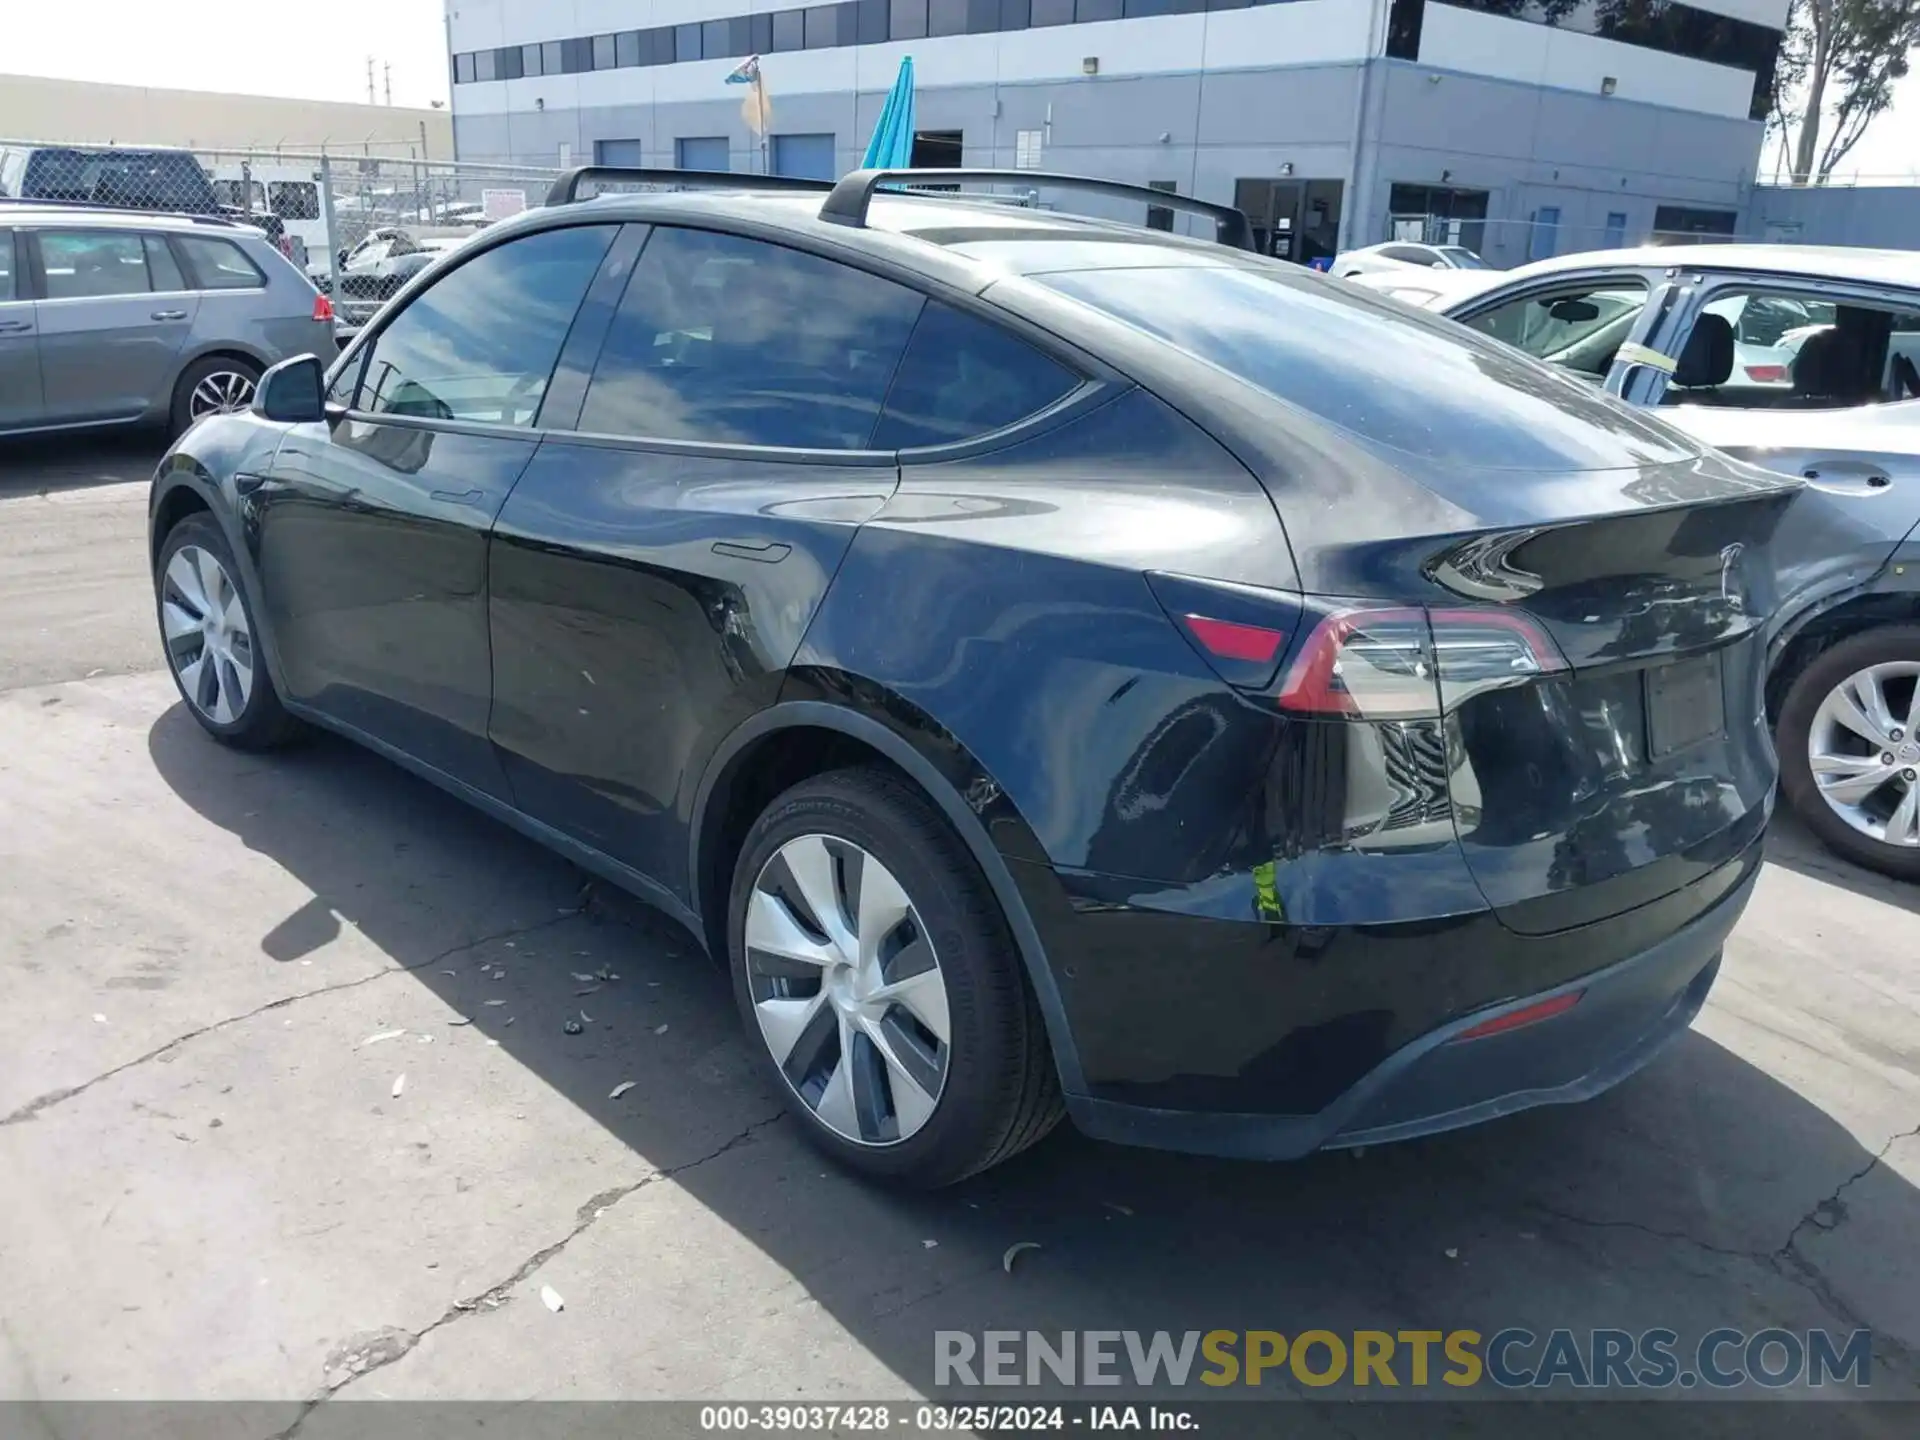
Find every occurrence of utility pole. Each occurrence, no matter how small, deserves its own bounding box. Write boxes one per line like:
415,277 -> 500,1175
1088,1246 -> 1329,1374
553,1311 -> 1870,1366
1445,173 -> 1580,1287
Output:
384,63 -> 392,107
366,56 -> 376,105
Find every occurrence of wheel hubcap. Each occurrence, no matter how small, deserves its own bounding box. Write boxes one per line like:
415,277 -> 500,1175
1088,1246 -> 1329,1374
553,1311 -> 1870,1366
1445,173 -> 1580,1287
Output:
745,834 -> 951,1146
189,370 -> 256,420
160,545 -> 255,725
1807,661 -> 1920,847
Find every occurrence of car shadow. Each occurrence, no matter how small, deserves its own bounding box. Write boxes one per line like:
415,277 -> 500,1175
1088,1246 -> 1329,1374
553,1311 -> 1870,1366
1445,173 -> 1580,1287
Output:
1763,810 -> 1920,917
146,706 -> 1920,1419
0,431 -> 165,498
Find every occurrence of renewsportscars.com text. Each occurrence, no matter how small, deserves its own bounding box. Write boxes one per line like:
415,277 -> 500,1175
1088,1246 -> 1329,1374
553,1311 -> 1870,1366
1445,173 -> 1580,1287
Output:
934,1328 -> 1873,1391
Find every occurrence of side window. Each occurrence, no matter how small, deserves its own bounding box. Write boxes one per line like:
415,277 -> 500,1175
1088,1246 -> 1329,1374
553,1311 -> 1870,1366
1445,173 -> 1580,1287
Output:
872,303 -> 1080,448
1462,280 -> 1649,381
37,231 -> 156,299
355,224 -> 616,426
0,231 -> 15,302
1664,287 -> 1919,410
143,235 -> 186,292
175,235 -> 264,290
270,182 -> 320,221
578,227 -> 924,448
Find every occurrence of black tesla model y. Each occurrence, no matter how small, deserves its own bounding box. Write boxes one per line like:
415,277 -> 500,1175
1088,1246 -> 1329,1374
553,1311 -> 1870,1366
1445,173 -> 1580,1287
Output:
149,168 -> 1795,1186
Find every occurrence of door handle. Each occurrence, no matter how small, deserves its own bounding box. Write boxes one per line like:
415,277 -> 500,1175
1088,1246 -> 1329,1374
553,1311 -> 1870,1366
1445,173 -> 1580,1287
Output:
0,319 -> 31,334
151,309 -> 188,322
429,488 -> 487,507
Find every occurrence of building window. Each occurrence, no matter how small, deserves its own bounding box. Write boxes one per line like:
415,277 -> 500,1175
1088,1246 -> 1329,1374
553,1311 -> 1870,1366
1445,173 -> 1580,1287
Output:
929,0 -> 969,32
677,136 -> 731,170
522,43 -> 545,77
1077,0 -> 1122,19
1652,205 -> 1739,243
676,23 -> 703,61
1528,206 -> 1561,262
1603,211 -> 1628,249
454,52 -> 475,84
1146,180 -> 1176,231
805,5 -> 840,46
703,18 -> 732,56
772,9 -> 806,49
543,41 -> 564,74
498,46 -> 524,80
473,48 -> 498,81
562,37 -> 592,72
1000,0 -> 1033,24
648,29 -> 677,64
734,16 -> 760,54
592,34 -> 617,69
859,0 -> 892,38
890,0 -> 930,37
1031,0 -> 1073,25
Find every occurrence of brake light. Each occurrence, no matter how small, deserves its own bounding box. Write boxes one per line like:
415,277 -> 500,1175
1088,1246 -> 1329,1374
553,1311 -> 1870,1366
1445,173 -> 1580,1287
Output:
1276,605 -> 1568,719
1744,363 -> 1789,383
278,235 -> 295,258
313,293 -> 334,323
1452,989 -> 1583,1041
1181,614 -> 1286,665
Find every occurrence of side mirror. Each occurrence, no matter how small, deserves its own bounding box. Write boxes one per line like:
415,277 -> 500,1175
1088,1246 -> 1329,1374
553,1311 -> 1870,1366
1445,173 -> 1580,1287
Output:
252,354 -> 326,424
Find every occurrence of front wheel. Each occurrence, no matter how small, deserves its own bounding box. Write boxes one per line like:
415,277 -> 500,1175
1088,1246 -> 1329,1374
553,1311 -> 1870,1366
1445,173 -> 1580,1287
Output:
155,514 -> 303,750
727,766 -> 1063,1187
1777,624 -> 1920,881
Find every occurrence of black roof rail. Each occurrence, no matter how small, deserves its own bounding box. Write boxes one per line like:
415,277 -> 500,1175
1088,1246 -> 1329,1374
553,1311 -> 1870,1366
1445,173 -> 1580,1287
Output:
545,165 -> 835,206
0,195 -> 238,226
819,168 -> 1255,251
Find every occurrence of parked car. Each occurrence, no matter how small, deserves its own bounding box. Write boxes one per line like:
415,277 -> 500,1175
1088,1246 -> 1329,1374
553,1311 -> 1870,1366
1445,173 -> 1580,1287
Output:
1360,246 -> 1920,879
149,169 -> 1792,1185
311,229 -> 473,331
1332,240 -> 1491,279
209,164 -> 325,270
0,144 -> 222,216
0,204 -> 335,439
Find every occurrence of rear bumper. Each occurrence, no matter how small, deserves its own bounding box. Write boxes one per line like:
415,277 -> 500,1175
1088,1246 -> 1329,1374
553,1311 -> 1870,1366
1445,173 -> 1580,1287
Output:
1040,849 -> 1758,1161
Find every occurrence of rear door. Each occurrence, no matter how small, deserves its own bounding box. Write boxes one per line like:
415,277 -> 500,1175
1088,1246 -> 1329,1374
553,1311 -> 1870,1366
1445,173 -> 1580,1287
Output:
486,223 -> 930,897
29,227 -> 199,423
0,230 -> 43,430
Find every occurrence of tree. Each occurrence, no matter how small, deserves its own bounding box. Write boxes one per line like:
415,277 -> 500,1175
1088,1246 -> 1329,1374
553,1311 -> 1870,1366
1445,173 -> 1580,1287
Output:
1773,0 -> 1920,183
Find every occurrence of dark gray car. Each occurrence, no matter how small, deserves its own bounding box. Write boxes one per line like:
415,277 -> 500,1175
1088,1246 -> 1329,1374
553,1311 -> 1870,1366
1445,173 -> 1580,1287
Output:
0,204 -> 336,439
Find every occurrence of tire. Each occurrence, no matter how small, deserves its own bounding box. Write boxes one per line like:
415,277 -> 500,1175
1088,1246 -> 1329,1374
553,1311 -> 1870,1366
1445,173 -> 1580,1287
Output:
170,355 -> 263,437
154,513 -> 304,751
1776,623 -> 1920,882
727,766 -> 1064,1187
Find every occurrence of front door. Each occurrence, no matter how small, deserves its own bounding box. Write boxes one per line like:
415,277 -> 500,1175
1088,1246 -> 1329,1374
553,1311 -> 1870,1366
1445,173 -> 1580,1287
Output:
0,230 -> 43,430
28,227 -> 198,424
244,221 -> 620,795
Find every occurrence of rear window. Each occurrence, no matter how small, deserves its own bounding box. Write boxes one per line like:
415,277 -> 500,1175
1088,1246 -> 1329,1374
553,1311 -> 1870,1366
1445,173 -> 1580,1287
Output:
1036,264 -> 1700,473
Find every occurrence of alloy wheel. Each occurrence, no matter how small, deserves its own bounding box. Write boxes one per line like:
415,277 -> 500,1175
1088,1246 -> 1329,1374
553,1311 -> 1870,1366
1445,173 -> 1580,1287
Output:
161,545 -> 256,726
744,834 -> 951,1146
1806,660 -> 1920,847
188,369 -> 256,421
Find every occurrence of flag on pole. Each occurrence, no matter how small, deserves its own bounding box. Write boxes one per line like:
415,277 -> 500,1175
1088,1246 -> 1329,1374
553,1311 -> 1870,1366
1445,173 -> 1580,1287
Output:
726,55 -> 772,137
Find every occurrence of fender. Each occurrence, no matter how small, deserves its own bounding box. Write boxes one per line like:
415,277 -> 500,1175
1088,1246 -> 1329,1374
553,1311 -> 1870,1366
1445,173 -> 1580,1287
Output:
1769,519 -> 1920,664
689,691 -> 1088,1096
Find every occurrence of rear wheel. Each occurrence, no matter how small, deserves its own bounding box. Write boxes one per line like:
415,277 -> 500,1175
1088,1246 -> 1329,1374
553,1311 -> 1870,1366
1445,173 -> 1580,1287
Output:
1777,624 -> 1920,881
155,514 -> 302,750
727,766 -> 1063,1187
171,355 -> 263,436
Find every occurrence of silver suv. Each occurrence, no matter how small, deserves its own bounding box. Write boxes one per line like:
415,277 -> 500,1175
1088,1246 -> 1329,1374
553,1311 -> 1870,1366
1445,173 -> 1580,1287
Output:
0,203 -> 336,439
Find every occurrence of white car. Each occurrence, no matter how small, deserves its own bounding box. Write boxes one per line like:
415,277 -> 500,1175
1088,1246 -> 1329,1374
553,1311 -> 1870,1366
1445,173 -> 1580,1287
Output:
1331,241 -> 1491,280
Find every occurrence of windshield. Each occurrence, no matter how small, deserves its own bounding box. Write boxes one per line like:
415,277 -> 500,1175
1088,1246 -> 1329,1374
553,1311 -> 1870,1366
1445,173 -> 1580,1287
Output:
1437,246 -> 1488,269
1034,264 -> 1698,473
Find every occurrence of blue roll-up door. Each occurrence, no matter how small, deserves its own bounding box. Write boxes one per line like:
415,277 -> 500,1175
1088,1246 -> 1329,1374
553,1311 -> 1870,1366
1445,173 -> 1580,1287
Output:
771,133 -> 836,181
675,136 -> 730,171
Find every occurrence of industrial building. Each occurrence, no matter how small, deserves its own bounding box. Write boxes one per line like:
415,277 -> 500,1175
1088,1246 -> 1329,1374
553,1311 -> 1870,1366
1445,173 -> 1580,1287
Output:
444,0 -> 1785,265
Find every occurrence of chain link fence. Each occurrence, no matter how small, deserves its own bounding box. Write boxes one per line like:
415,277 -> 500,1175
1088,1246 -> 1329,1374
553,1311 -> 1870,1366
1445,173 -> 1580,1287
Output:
0,139 -> 566,328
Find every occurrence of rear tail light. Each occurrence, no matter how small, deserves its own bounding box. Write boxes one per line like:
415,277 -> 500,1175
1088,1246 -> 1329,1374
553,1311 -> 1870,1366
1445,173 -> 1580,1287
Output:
313,293 -> 335,323
1277,604 -> 1568,720
1180,614 -> 1286,666
278,235 -> 295,258
1744,363 -> 1789,383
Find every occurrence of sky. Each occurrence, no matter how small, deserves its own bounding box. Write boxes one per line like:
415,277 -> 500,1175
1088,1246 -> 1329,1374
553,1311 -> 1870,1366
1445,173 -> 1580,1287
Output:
5,0 -> 1918,180
8,0 -> 451,110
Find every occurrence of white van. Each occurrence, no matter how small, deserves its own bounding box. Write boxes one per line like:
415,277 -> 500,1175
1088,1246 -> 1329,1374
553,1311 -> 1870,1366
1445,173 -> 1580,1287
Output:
208,162 -> 324,271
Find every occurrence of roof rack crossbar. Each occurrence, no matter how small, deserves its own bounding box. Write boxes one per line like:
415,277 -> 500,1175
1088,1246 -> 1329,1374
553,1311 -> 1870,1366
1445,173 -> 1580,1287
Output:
0,195 -> 240,226
819,168 -> 1254,250
545,166 -> 835,206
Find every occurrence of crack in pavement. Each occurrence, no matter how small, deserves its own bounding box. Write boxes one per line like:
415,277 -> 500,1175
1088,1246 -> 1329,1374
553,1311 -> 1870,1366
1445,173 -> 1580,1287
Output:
1778,1116 -> 1920,1257
0,909 -> 586,1127
1525,1200 -> 1762,1264
271,1111 -> 788,1438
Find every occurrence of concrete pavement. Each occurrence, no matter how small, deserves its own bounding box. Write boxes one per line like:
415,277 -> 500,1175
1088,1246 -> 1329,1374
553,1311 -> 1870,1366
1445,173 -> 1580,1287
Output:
0,440 -> 1916,1428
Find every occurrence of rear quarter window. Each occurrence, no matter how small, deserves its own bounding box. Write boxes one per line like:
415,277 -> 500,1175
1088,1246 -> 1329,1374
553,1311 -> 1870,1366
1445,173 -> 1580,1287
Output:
176,235 -> 266,290
1039,264 -> 1699,473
